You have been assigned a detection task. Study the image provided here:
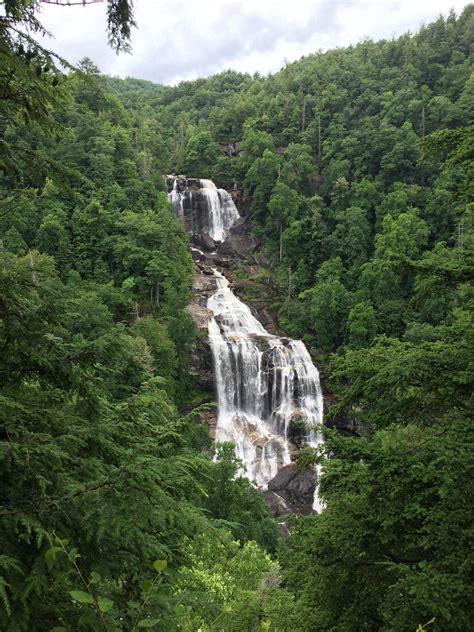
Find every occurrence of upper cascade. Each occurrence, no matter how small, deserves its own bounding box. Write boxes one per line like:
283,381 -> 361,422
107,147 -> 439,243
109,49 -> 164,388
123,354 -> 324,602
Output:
167,176 -> 240,242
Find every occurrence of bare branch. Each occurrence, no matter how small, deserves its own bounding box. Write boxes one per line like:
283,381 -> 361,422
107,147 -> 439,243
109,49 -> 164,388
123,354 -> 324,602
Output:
41,0 -> 104,6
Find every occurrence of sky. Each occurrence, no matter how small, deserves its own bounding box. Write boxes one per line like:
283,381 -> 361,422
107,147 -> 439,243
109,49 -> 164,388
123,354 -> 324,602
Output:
36,0 -> 470,86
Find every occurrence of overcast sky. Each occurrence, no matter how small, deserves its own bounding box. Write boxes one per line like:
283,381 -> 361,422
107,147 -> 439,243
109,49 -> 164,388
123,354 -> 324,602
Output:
36,0 -> 470,85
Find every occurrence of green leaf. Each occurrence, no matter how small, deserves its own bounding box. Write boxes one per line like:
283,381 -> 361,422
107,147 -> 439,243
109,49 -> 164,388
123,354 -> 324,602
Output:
45,546 -> 62,571
98,597 -> 113,613
89,571 -> 101,584
70,590 -> 95,604
68,547 -> 80,562
78,612 -> 101,629
127,600 -> 140,609
50,627 -> 68,632
139,580 -> 152,593
153,559 -> 167,574
137,619 -> 161,628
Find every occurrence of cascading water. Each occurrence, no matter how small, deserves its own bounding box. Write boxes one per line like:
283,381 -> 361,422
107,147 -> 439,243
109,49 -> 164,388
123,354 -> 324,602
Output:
168,178 -> 184,219
168,176 -> 324,510
207,272 -> 324,497
168,177 -> 239,242
199,179 -> 240,242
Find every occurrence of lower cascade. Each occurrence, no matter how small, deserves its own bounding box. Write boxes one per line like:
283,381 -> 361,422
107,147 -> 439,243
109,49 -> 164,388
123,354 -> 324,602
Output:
168,176 -> 324,511
207,271 -> 324,504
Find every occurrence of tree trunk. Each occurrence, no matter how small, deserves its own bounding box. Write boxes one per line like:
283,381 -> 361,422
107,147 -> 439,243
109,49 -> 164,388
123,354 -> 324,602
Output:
318,115 -> 322,163
288,265 -> 292,301
279,222 -> 283,263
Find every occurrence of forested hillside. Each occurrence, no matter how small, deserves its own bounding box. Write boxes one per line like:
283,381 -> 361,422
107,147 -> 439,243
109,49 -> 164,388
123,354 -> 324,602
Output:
1,1 -> 473,630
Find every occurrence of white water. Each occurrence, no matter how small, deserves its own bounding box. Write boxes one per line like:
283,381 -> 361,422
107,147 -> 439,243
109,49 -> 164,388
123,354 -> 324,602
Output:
167,177 -> 239,242
168,178 -> 184,218
207,271 -> 324,493
169,176 -> 325,508
200,179 -> 240,242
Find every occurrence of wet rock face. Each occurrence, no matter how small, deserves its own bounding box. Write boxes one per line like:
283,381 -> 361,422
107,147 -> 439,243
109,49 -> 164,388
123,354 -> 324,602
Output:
182,192 -> 215,236
186,270 -> 221,393
189,337 -> 214,392
216,216 -> 257,260
266,464 -> 317,516
262,489 -> 292,518
288,412 -> 310,449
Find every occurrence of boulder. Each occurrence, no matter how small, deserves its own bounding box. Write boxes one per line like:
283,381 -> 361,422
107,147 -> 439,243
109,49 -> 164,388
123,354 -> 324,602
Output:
262,489 -> 292,518
287,411 -> 309,449
192,273 -> 218,295
203,252 -> 233,268
186,303 -> 213,331
267,463 -> 317,515
190,247 -> 206,262
192,233 -> 216,252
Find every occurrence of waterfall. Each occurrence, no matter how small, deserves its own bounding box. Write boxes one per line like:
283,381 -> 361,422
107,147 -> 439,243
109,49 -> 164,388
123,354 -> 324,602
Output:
199,179 -> 240,242
168,176 -> 324,509
167,177 -> 239,243
207,271 -> 324,492
168,178 -> 184,219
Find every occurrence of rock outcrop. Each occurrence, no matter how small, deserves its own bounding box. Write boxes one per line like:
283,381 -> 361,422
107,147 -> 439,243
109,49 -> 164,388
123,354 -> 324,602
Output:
323,392 -> 371,438
186,268 -> 220,393
265,463 -> 317,516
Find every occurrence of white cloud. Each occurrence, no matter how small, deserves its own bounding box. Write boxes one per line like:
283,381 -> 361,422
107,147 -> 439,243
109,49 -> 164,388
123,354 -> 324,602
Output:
36,0 -> 470,84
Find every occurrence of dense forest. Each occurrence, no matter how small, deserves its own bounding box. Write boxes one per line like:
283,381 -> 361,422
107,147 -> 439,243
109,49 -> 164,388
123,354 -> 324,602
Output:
0,1 -> 473,630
